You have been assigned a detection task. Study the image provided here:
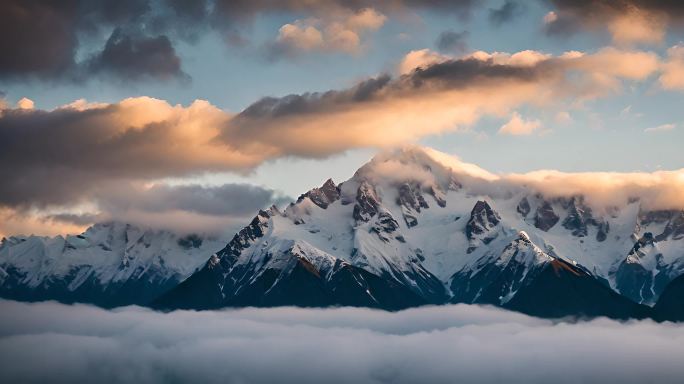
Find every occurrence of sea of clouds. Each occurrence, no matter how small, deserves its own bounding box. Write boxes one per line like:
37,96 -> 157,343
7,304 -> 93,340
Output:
1,299 -> 684,383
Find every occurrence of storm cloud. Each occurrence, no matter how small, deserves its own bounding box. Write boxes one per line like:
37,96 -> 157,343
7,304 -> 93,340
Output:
86,29 -> 188,81
1,300 -> 684,384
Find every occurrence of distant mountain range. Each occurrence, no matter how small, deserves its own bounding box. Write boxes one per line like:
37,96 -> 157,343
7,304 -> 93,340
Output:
2,147 -> 683,321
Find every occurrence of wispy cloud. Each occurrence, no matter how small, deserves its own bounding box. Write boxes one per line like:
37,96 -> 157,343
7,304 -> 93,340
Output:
498,112 -> 542,135
645,123 -> 676,133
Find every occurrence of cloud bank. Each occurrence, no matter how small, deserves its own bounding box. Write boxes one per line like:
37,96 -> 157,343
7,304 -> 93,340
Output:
1,300 -> 683,384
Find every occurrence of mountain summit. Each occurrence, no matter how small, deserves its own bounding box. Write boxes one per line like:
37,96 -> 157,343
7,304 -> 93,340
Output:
3,146 -> 683,319
153,147 -> 682,318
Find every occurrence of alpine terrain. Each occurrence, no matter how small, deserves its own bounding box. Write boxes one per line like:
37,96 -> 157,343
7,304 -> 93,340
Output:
3,147 -> 683,319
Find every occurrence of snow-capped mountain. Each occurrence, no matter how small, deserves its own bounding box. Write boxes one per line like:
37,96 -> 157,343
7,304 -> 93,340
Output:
156,146 -> 682,318
3,146 -> 683,318
0,222 -> 225,307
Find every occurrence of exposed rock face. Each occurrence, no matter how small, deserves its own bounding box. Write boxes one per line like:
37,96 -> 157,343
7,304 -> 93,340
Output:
646,210 -> 684,241
0,222 -> 224,308
534,202 -> 559,232
465,201 -> 501,253
353,181 -> 380,223
428,186 -> 447,208
371,211 -> 402,243
465,201 -> 501,240
451,232 -> 553,305
562,198 -> 597,237
396,183 -> 429,227
516,197 -> 531,217
155,240 -> 429,311
614,233 -> 663,304
298,179 -> 340,209
654,274 -> 684,322
216,209 -> 272,267
596,221 -> 610,242
505,257 -> 649,320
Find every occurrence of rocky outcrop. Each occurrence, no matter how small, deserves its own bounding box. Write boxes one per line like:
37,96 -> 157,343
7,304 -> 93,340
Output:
298,179 -> 340,209
396,183 -> 429,227
353,181 -> 380,223
465,201 -> 501,253
562,198 -> 597,237
465,201 -> 501,240
534,201 -> 559,232
516,196 -> 531,217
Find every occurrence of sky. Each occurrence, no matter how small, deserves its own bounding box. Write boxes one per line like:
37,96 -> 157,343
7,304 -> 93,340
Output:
2,0 -> 684,237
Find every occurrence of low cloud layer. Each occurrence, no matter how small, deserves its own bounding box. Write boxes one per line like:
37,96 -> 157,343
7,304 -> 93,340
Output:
0,182 -> 288,237
1,300 -> 683,384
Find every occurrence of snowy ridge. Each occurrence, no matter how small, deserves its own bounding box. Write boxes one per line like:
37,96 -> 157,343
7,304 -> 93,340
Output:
185,146 -> 684,307
0,222 -> 225,306
3,146 -> 684,313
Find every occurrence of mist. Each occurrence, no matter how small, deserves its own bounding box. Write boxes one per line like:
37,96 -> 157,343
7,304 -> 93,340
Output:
1,300 -> 683,384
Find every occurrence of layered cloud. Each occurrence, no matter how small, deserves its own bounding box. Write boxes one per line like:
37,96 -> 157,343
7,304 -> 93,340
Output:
545,0 -> 684,45
0,45 -> 679,234
1,300 -> 684,384
0,47 -> 668,202
504,168 -> 684,212
0,182 -> 288,237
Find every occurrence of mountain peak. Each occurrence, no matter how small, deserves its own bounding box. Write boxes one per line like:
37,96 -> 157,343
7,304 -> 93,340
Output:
353,146 -> 496,191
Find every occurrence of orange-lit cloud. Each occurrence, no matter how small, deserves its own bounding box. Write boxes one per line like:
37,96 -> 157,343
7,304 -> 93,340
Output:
498,112 -> 542,136
660,45 -> 684,90
0,45 -> 676,237
270,8 -> 386,56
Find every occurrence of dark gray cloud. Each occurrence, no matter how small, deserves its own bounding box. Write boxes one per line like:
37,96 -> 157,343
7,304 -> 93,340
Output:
435,30 -> 469,53
1,300 -> 684,384
0,0 -> 80,80
545,0 -> 684,38
0,0 -> 478,82
0,0 -> 184,82
46,213 -> 103,226
489,0 -> 524,26
86,29 -> 188,81
95,183 -> 289,217
39,183 -> 290,233
0,100 -> 240,208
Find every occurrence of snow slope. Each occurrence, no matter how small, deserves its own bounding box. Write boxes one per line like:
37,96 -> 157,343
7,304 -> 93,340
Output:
0,222 -> 225,307
159,146 -> 683,313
